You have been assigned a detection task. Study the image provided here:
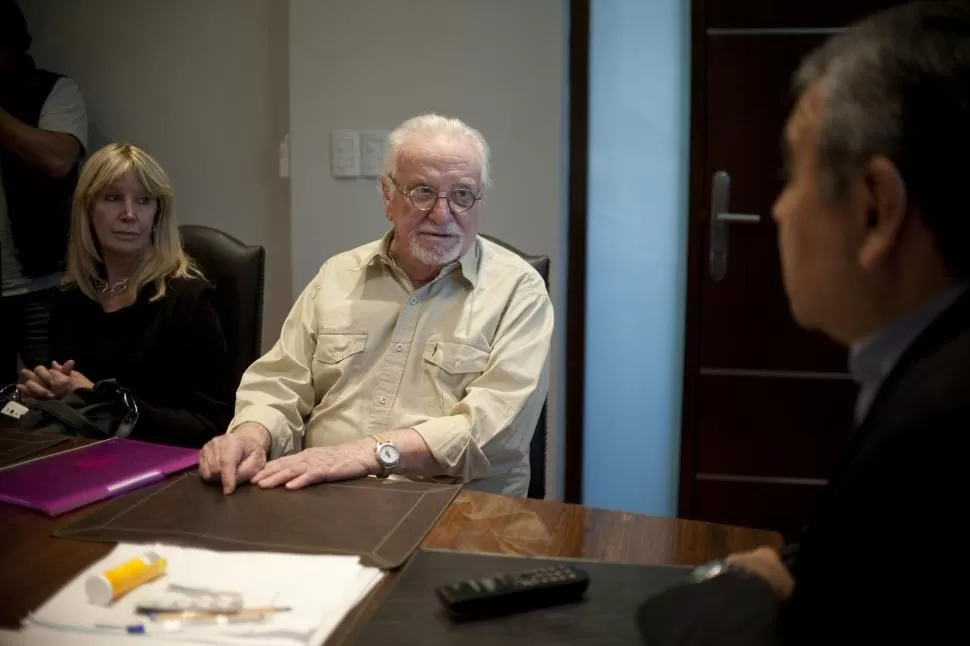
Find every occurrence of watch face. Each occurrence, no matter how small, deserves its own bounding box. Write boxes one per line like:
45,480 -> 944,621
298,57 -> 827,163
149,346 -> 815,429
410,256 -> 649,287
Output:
378,444 -> 399,464
690,560 -> 726,583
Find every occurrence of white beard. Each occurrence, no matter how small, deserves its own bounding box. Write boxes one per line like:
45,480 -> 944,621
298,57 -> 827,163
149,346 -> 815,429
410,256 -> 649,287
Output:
408,230 -> 464,266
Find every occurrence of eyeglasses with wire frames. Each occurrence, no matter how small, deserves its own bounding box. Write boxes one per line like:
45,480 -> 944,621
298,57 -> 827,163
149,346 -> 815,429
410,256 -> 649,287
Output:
387,175 -> 483,214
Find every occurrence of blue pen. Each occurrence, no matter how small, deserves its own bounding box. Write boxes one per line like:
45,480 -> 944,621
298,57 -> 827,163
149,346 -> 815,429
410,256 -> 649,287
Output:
95,622 -> 161,634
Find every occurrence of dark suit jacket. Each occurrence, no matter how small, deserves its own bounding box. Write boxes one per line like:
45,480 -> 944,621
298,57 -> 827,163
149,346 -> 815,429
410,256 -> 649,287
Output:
780,289 -> 970,644
637,291 -> 970,646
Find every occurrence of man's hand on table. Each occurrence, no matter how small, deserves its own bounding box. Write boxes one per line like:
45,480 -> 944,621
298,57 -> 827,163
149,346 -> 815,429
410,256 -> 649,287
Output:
249,441 -> 376,490
249,428 -> 439,489
724,546 -> 795,600
200,427 -> 439,493
199,423 -> 270,494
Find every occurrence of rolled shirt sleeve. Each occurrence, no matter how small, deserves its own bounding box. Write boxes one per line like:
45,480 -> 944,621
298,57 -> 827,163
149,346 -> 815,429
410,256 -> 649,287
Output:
411,273 -> 553,484
228,272 -> 322,458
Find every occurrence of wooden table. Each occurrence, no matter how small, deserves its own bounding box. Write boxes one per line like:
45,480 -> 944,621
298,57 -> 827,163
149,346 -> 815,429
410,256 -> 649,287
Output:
338,492 -> 782,644
0,440 -> 781,640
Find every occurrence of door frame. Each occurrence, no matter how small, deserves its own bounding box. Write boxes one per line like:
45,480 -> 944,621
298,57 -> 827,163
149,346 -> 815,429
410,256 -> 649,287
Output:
678,0 -> 709,516
563,0 -> 590,503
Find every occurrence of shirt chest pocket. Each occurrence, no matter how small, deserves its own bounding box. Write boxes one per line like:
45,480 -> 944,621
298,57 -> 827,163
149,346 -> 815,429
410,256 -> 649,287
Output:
422,341 -> 490,412
312,332 -> 367,401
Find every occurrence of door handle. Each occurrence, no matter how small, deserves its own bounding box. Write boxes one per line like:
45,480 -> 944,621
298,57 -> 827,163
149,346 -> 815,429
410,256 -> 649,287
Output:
709,170 -> 761,281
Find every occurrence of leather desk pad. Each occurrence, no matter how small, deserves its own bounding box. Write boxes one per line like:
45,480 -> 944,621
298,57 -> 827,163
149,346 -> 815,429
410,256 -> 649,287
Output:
56,472 -> 460,569
0,428 -> 69,468
348,548 -> 691,645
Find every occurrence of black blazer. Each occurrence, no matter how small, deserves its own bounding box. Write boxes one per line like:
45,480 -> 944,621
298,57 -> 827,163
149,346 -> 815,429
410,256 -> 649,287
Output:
637,291 -> 970,646
781,289 -> 970,644
49,276 -> 232,448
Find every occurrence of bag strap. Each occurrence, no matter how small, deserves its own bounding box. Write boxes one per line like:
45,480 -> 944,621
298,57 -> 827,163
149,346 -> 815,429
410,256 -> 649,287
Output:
89,381 -> 139,438
0,384 -> 18,402
30,398 -> 109,438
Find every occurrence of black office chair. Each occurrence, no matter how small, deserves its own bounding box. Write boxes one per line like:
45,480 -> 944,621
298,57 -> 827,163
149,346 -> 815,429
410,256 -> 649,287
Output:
180,225 -> 266,396
480,235 -> 550,500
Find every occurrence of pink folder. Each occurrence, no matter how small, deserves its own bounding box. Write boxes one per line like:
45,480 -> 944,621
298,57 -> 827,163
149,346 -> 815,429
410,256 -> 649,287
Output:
0,438 -> 198,516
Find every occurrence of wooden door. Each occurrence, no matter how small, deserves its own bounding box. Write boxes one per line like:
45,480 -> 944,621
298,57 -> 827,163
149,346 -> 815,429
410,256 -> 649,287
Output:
680,0 -> 909,538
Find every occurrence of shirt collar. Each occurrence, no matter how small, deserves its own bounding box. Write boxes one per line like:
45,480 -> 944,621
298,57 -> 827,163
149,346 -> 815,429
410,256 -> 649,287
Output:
457,238 -> 480,286
357,228 -> 479,287
849,283 -> 968,389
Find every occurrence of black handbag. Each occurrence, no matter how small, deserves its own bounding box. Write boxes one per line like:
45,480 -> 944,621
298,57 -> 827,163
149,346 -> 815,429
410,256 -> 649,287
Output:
0,380 -> 139,438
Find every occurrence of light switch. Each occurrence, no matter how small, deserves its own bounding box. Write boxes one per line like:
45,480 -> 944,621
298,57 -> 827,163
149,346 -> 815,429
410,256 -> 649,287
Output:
331,130 -> 360,178
360,130 -> 389,178
279,133 -> 290,178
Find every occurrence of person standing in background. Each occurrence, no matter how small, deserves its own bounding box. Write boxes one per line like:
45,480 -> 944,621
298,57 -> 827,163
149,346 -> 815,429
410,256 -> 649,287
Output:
0,0 -> 87,384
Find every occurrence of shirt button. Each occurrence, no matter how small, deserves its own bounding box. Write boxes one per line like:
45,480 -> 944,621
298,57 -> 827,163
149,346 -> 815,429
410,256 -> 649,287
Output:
394,343 -> 405,352
379,396 -> 388,405
409,296 -> 418,305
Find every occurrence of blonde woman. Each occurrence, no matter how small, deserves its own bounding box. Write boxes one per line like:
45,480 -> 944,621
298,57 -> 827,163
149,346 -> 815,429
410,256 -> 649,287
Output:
18,143 -> 230,447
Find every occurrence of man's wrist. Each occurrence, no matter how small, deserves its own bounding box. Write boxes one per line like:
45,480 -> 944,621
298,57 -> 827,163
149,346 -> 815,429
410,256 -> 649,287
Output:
233,422 -> 272,453
358,437 -> 381,476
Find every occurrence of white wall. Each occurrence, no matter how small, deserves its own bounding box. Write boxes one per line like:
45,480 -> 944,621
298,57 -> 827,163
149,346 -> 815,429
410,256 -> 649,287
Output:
18,0 -> 291,350
583,0 -> 690,515
289,0 -> 569,497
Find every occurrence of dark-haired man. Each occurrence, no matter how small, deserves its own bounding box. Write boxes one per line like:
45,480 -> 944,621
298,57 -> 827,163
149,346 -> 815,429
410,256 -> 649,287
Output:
639,2 -> 970,643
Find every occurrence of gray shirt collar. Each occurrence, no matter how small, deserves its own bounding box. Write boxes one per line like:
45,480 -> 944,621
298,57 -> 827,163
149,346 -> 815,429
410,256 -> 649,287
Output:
849,284 -> 967,426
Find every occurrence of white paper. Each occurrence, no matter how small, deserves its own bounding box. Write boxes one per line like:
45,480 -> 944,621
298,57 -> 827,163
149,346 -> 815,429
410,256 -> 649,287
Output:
4,625 -> 186,645
25,543 -> 384,646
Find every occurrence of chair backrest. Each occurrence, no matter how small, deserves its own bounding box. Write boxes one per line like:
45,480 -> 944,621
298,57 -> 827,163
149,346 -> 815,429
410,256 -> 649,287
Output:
480,234 -> 550,499
179,225 -> 265,396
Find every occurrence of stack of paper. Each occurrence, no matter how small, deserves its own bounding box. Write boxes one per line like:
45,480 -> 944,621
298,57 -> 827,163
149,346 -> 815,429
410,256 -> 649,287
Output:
18,543 -> 385,646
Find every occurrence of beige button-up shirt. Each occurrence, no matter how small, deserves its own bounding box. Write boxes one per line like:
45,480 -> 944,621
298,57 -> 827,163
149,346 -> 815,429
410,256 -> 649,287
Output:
229,232 -> 553,496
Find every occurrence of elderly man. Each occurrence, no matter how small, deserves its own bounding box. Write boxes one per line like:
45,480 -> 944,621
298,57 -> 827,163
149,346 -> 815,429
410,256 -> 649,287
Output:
200,114 -> 553,497
638,2 -> 969,644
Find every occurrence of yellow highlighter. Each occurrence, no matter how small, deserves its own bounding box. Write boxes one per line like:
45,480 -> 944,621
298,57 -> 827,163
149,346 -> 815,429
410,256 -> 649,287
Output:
85,551 -> 167,606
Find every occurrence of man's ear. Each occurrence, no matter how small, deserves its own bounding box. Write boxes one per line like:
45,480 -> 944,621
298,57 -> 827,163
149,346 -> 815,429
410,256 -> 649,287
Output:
379,177 -> 393,219
858,156 -> 907,271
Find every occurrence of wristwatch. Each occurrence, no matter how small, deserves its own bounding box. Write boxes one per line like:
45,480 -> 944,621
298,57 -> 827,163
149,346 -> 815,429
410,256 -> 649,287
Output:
372,434 -> 400,478
690,559 -> 754,583
690,559 -> 730,583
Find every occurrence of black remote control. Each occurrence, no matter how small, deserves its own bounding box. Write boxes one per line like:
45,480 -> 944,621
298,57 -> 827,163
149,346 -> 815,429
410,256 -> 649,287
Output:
435,565 -> 590,618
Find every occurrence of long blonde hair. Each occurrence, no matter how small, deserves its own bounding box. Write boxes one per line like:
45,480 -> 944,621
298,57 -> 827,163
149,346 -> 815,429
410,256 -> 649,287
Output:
65,143 -> 198,305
